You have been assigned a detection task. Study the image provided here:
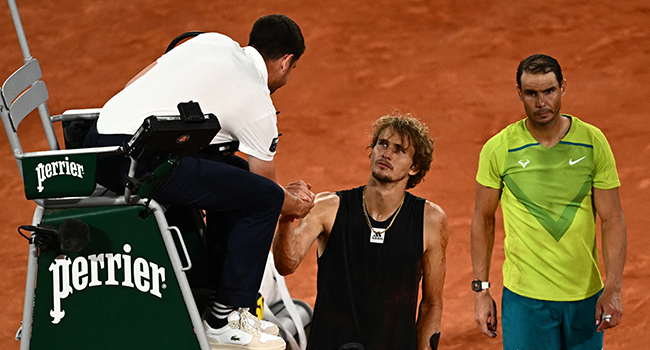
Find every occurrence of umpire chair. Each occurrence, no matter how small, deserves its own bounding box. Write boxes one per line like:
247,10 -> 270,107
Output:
1,1 -> 213,349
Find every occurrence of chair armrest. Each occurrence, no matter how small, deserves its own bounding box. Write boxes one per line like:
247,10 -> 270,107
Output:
51,108 -> 102,123
17,145 -> 121,160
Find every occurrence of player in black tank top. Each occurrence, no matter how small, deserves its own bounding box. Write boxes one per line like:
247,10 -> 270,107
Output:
307,186 -> 425,350
273,113 -> 449,350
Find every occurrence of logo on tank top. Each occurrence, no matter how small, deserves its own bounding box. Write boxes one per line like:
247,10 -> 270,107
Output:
369,229 -> 385,244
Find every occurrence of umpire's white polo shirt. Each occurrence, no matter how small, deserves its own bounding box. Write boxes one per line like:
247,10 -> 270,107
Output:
97,33 -> 278,161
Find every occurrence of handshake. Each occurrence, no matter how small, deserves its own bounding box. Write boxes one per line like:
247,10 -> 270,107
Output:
282,180 -> 315,220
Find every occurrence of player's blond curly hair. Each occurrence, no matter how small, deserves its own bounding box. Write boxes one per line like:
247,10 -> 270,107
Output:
369,112 -> 434,189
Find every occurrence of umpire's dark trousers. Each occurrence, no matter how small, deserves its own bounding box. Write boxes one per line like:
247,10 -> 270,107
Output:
84,123 -> 284,308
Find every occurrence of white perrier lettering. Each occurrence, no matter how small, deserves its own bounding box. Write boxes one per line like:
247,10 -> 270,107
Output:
49,244 -> 166,324
35,156 -> 85,193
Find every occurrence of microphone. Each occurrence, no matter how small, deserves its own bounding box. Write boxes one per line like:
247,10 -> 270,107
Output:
58,218 -> 91,252
19,218 -> 90,253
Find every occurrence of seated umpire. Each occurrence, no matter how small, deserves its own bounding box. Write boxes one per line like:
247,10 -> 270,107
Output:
84,14 -> 315,350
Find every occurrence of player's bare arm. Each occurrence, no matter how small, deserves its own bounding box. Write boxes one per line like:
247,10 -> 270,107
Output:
417,201 -> 449,350
593,187 -> 627,332
273,191 -> 339,276
249,155 -> 315,219
470,182 -> 501,338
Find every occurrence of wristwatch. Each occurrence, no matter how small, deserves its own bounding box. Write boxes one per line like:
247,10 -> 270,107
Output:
471,279 -> 490,292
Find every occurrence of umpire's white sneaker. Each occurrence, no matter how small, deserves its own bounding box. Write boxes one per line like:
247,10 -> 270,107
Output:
239,308 -> 280,336
204,311 -> 285,350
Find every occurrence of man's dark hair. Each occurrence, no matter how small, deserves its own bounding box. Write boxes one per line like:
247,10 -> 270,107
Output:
516,54 -> 563,88
248,14 -> 305,62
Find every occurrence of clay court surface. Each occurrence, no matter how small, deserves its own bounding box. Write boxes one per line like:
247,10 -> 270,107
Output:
1,0 -> 649,348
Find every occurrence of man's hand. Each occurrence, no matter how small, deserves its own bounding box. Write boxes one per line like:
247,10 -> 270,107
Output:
595,284 -> 623,332
286,180 -> 314,202
284,180 -> 315,219
474,292 -> 498,338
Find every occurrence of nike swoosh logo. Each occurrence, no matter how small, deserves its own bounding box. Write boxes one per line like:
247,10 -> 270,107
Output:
569,156 -> 586,165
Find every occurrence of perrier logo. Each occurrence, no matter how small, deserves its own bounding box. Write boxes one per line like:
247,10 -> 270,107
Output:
49,243 -> 166,324
35,156 -> 85,193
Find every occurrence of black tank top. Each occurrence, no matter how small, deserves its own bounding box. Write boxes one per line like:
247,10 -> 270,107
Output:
307,186 -> 425,350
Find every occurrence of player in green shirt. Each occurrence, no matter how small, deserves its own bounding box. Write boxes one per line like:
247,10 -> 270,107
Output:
471,54 -> 626,350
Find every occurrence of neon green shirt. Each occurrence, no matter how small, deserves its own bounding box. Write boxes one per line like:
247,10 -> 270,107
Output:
476,115 -> 620,301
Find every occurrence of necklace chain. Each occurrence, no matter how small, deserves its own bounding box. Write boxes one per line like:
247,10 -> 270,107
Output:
362,187 -> 405,235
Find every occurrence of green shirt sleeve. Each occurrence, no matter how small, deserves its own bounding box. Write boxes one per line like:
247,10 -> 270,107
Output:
476,130 -> 507,189
591,126 -> 621,189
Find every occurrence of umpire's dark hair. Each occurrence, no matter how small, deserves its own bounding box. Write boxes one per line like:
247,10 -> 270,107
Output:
516,54 -> 563,88
248,14 -> 305,62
